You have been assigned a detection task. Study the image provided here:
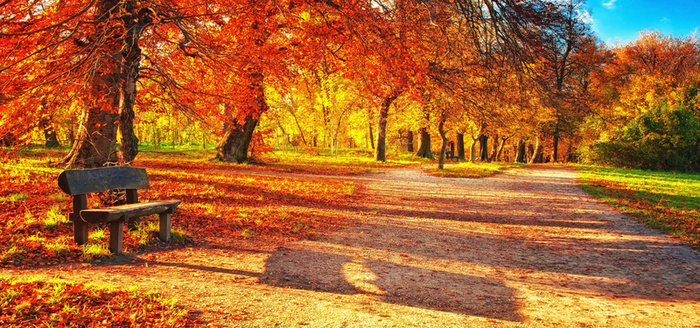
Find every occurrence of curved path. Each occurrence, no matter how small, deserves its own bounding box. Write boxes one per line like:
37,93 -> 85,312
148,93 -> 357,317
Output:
12,165 -> 700,327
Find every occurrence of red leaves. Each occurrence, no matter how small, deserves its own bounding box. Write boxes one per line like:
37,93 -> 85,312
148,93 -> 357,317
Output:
0,279 -> 206,327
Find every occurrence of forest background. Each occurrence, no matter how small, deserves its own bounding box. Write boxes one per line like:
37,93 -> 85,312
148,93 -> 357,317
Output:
1,0 -> 699,172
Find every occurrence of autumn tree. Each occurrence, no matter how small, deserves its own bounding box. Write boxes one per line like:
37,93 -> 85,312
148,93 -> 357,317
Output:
528,0 -> 602,163
0,0 -> 255,167
584,32 -> 700,170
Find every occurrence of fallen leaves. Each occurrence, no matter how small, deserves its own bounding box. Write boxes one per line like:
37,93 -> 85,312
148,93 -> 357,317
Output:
0,278 -> 205,327
1,149 -> 361,268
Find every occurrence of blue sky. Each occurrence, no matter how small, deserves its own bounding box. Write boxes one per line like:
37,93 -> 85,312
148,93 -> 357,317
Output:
585,0 -> 700,45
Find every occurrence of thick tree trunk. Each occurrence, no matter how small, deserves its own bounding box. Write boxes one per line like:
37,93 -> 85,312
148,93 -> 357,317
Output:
515,139 -> 527,163
216,116 -> 260,163
496,136 -> 509,162
406,130 -> 414,153
216,71 -> 267,163
437,117 -> 447,169
61,0 -> 150,168
479,134 -> 490,162
456,132 -> 466,161
415,128 -> 434,159
375,91 -> 401,162
551,130 -> 560,163
62,97 -> 120,168
529,136 -> 544,164
117,19 -> 141,164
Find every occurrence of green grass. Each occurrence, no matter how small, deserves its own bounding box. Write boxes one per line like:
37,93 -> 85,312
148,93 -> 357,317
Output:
258,150 -> 423,175
575,165 -> 700,248
429,161 -> 528,178
81,243 -> 111,259
43,204 -> 68,228
0,193 -> 29,203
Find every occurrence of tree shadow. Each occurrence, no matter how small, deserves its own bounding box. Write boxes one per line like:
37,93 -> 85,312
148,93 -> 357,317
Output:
258,248 -> 523,322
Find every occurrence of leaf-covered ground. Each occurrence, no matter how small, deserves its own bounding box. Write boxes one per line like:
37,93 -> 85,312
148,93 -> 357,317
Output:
0,278 -> 203,327
1,149 -> 698,327
0,149 -> 364,269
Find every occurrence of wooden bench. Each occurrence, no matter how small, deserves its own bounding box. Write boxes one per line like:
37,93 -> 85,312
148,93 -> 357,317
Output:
57,166 -> 181,254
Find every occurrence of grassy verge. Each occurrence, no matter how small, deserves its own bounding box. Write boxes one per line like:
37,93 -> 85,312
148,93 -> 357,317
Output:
257,150 -> 422,175
575,165 -> 700,248
429,162 -> 528,178
0,277 -> 204,326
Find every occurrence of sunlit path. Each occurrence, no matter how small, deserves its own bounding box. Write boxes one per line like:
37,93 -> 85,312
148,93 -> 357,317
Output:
6,165 -> 698,327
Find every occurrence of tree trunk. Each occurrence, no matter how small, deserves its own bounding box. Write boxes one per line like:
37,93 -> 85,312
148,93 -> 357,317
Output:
470,137 -> 478,162
216,115 -> 259,163
61,0 -> 151,168
216,71 -> 267,163
438,116 -> 447,169
551,129 -> 560,163
515,139 -> 527,163
479,134 -> 490,162
368,121 -> 374,150
456,132 -> 466,161
375,90 -> 401,162
490,133 -> 499,162
529,136 -> 544,164
406,130 -> 414,153
40,116 -> 60,148
496,136 -> 509,162
117,5 -> 142,164
415,128 -> 434,159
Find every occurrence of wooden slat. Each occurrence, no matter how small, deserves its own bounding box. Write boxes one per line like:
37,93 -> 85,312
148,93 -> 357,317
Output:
80,200 -> 181,223
57,166 -> 150,195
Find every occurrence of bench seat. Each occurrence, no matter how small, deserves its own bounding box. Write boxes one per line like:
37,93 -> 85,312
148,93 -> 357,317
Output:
80,200 -> 181,223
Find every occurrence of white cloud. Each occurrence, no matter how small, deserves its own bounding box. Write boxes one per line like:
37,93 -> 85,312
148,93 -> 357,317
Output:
578,9 -> 594,25
602,0 -> 617,9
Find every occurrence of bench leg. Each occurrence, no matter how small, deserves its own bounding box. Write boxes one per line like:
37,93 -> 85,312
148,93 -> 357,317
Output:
109,221 -> 125,254
73,217 -> 88,245
159,212 -> 171,242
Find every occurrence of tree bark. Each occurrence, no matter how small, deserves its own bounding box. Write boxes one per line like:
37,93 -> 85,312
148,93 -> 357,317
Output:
40,116 -> 60,148
216,115 -> 260,163
438,116 -> 447,169
117,2 -> 144,164
415,128 -> 434,159
375,90 -> 402,162
551,128 -> 560,163
496,136 -> 510,162
406,130 -> 414,153
490,133 -> 499,162
515,139 -> 527,163
368,121 -> 375,150
529,136 -> 544,164
470,136 -> 478,162
61,0 -> 151,168
456,132 -> 466,161
216,71 -> 267,163
479,134 -> 490,162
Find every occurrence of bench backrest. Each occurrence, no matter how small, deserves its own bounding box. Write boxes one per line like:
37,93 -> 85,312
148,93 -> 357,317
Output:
57,166 -> 150,195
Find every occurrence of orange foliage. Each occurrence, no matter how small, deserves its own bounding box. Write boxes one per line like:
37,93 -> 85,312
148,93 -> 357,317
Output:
0,150 -> 358,269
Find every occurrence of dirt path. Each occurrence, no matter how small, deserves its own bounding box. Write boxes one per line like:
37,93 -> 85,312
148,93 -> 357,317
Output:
7,165 -> 700,327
